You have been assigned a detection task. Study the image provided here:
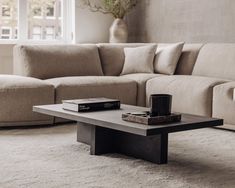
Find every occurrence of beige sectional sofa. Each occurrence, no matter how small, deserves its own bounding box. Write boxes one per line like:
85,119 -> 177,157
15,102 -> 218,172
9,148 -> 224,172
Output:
0,43 -> 234,127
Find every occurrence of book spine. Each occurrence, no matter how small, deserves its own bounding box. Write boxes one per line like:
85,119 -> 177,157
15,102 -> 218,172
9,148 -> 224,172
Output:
77,101 -> 120,112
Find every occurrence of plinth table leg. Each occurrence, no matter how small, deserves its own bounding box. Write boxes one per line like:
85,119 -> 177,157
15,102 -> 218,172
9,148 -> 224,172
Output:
77,122 -> 168,164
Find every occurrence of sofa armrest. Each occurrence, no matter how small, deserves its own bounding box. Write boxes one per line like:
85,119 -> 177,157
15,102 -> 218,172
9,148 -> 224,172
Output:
213,82 -> 235,125
233,88 -> 235,101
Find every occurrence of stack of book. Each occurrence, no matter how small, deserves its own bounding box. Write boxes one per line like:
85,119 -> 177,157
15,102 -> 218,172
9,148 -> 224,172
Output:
62,98 -> 120,112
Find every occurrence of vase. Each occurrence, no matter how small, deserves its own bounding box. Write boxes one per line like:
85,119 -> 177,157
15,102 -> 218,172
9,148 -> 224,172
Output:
109,18 -> 128,43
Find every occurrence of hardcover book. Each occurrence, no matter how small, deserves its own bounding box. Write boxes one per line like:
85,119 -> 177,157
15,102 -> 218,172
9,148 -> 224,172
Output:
62,98 -> 120,112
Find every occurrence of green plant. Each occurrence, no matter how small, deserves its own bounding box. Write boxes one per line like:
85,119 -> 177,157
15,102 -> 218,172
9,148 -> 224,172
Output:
82,0 -> 138,19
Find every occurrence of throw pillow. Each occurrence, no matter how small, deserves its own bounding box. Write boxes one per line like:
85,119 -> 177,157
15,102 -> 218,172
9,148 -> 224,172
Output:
120,45 -> 157,75
154,42 -> 184,75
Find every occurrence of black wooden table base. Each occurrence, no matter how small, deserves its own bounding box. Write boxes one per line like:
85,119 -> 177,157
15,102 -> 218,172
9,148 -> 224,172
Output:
77,122 -> 168,164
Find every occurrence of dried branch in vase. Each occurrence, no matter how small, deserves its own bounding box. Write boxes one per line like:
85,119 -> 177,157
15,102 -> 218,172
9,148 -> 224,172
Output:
81,0 -> 138,19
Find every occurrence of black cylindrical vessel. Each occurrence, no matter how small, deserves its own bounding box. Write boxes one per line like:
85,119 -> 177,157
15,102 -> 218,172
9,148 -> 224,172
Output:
150,94 -> 172,117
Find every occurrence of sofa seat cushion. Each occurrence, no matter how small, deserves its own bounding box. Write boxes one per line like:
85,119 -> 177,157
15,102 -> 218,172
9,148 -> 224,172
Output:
45,76 -> 137,105
0,75 -> 54,126
121,73 -> 164,106
146,75 -> 227,116
213,82 -> 235,124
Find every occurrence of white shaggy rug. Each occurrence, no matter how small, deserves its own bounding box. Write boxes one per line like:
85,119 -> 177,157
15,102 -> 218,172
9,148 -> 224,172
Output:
0,124 -> 235,188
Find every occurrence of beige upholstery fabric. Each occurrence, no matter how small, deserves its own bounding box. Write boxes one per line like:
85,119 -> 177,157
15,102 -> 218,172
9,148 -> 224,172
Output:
0,75 -> 54,126
154,42 -> 184,75
146,75 -> 227,116
13,44 -> 103,79
192,43 -> 235,80
120,73 -> 164,107
46,76 -> 137,105
175,44 -> 203,75
121,45 -> 157,75
97,43 -> 156,76
213,82 -> 235,125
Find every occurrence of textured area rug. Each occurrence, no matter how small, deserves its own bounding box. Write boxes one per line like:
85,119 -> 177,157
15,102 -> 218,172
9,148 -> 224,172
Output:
0,124 -> 235,188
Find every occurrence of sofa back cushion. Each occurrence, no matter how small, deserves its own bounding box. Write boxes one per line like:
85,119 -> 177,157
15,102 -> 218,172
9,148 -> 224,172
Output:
121,45 -> 157,75
97,43 -> 156,76
174,43 -> 203,75
154,42 -> 184,75
192,43 -> 235,80
13,44 -> 104,79
98,43 -> 202,76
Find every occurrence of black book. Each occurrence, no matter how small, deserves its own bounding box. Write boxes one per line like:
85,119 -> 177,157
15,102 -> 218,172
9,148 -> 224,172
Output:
62,98 -> 120,112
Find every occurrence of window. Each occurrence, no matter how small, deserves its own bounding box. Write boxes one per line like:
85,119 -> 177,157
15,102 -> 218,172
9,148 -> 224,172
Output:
33,6 -> 42,18
32,26 -> 41,40
56,26 -> 61,39
1,27 -> 11,39
14,27 -> 17,39
46,4 -> 55,18
45,26 -> 54,39
0,0 -> 72,42
28,0 -> 62,40
58,0 -> 61,19
2,5 -> 11,17
0,0 -> 17,39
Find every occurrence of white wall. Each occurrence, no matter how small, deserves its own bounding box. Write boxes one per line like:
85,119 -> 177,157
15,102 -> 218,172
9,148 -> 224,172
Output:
0,44 -> 14,74
74,0 -> 114,43
130,0 -> 235,43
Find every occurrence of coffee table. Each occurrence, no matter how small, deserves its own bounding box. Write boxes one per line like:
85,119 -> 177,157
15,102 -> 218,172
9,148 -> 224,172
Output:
33,104 -> 223,164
